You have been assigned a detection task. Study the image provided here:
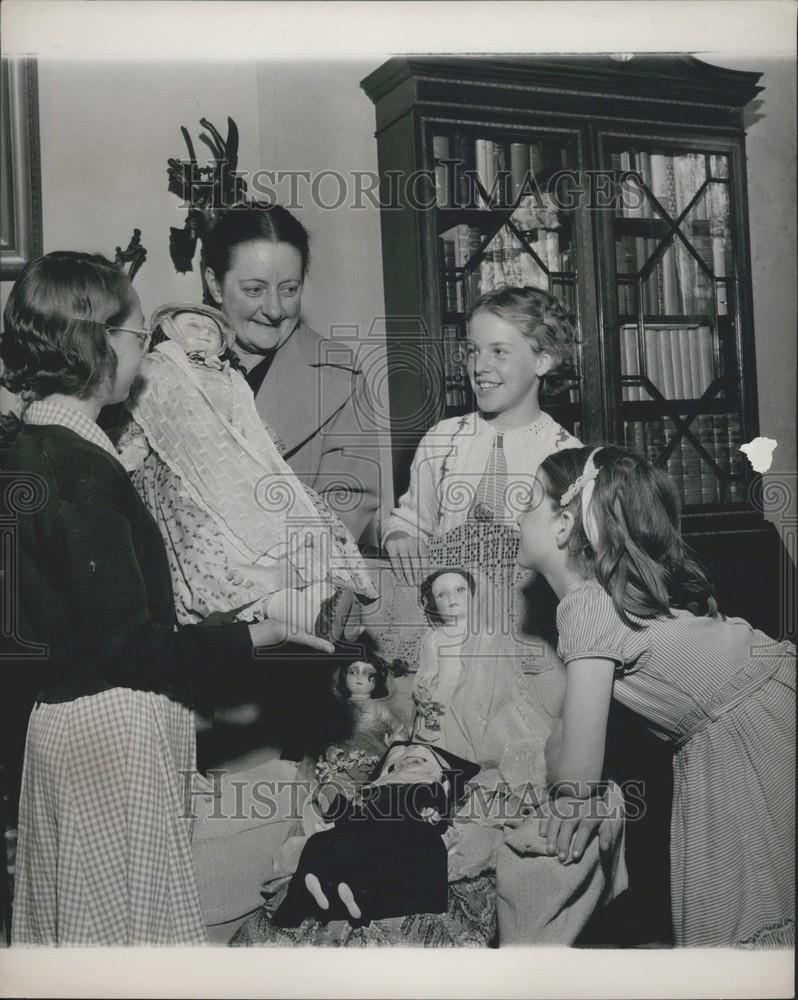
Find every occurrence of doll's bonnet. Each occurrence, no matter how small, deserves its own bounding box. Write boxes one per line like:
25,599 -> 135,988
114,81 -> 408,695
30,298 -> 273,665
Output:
149,302 -> 237,358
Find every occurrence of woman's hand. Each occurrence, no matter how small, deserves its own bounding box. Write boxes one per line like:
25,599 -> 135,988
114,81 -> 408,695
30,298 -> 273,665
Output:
247,618 -> 334,654
384,530 -> 428,586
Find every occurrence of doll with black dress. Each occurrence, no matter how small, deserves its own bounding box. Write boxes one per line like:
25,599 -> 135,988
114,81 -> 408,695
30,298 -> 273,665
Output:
274,741 -> 480,926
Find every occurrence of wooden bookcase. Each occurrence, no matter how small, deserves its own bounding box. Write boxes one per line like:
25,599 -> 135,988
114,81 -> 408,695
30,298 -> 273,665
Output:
363,55 -> 792,637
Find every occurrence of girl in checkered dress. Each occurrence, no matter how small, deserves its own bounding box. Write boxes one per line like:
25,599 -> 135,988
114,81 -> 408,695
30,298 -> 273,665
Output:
511,444 -> 795,947
1,252 -> 333,945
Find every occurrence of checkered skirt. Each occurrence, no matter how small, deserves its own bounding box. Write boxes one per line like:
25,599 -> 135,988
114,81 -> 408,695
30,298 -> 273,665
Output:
11,687 -> 207,945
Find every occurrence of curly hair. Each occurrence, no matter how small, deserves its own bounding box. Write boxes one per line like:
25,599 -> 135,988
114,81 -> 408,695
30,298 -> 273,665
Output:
466,285 -> 579,398
538,445 -> 719,626
1,251 -> 135,400
419,568 -> 476,627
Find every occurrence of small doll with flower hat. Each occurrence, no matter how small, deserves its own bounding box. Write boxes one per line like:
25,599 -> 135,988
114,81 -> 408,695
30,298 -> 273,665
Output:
120,303 -> 376,640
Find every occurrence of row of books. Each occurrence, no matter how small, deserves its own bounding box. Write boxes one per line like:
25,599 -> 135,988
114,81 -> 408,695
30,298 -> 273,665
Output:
612,150 -> 729,317
433,134 -> 557,209
438,224 -> 571,313
624,413 -> 746,505
620,324 -> 719,401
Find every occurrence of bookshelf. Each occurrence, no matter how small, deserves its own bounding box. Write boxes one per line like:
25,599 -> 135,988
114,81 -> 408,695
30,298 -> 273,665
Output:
360,57 -> 789,564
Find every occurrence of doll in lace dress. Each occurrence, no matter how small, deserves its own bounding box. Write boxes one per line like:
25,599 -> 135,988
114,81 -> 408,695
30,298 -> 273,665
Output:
119,303 -> 376,637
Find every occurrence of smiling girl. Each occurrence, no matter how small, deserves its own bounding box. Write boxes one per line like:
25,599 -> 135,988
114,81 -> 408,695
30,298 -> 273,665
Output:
384,285 -> 581,585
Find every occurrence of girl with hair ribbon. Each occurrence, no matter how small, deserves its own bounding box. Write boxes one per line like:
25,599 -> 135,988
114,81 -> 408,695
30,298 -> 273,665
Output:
512,444 -> 795,947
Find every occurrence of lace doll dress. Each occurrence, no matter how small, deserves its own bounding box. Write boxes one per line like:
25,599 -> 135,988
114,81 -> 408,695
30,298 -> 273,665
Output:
121,342 -> 376,624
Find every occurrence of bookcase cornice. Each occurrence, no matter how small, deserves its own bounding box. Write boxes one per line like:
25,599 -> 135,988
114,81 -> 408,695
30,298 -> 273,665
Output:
362,55 -> 763,130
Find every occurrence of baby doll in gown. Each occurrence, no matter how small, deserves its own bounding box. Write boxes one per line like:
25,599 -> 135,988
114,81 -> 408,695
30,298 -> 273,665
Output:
119,303 -> 377,638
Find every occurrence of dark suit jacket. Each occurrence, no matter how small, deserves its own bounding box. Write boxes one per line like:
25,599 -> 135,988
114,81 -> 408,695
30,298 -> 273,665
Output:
250,324 -> 381,543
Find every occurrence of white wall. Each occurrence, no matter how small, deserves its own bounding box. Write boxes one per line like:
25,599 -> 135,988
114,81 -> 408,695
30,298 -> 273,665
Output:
708,54 -> 797,539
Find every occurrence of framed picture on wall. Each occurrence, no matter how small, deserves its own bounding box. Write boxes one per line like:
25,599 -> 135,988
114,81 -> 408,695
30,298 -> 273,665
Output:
1,57 -> 42,279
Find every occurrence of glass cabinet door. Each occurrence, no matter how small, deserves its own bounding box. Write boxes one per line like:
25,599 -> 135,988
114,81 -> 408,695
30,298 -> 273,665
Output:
430,126 -> 583,435
610,143 -> 746,507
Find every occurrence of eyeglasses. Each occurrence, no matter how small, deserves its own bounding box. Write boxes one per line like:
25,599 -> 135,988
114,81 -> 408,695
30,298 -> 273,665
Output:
106,324 -> 151,350
69,315 -> 152,350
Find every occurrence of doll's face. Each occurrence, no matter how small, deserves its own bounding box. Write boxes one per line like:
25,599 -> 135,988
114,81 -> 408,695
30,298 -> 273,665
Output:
375,744 -> 444,786
344,661 -> 377,697
167,311 -> 223,357
430,572 -> 471,623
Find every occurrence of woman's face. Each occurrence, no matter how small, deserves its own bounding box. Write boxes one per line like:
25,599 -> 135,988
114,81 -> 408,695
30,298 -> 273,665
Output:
103,291 -> 148,405
205,240 -> 303,355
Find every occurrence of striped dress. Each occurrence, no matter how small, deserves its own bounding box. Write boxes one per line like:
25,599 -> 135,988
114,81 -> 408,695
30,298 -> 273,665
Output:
557,582 -> 795,948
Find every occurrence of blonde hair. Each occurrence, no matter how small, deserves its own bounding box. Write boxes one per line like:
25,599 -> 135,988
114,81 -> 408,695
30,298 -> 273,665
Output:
467,285 -> 577,396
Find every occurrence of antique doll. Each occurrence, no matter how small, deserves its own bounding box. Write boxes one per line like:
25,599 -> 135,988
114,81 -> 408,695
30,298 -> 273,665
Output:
412,569 -> 474,745
274,741 -> 480,926
315,652 -> 409,792
119,303 -> 377,639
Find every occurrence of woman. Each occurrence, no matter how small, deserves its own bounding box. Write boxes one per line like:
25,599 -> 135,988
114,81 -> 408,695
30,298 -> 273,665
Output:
203,205 -> 380,544
1,251 -> 333,945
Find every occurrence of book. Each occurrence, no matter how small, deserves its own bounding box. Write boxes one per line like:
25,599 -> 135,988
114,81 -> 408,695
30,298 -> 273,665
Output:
695,326 -> 715,397
656,329 -> 677,399
662,417 -> 684,497
676,327 -> 694,398
696,414 -> 719,504
432,135 -> 451,208
645,416 -> 666,466
643,327 -> 659,400
493,141 -> 509,206
624,420 -> 646,456
712,235 -> 729,316
441,324 -> 466,408
712,414 -> 730,502
484,140 -> 497,205
726,414 -> 746,503
475,140 -> 489,208
510,143 -> 529,204
686,327 -> 703,397
439,234 -> 458,313
680,433 -> 703,506
620,325 -> 641,401
666,328 -> 686,399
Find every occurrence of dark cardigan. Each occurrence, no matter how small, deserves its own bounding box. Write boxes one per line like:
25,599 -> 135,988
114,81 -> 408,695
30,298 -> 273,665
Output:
4,423 -> 255,707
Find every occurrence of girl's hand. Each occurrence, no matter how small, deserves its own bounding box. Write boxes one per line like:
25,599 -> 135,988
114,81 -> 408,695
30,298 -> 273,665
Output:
247,619 -> 334,654
539,789 -> 618,864
384,530 -> 428,586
